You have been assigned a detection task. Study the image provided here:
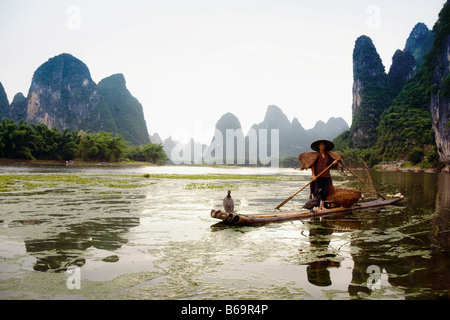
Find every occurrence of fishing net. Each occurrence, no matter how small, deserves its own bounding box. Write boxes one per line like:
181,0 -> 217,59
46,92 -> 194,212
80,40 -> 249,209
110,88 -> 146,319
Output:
340,158 -> 379,201
297,152 -> 380,207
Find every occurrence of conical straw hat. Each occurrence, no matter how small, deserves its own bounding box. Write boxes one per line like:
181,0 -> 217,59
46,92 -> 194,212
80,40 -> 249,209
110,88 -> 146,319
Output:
311,139 -> 334,152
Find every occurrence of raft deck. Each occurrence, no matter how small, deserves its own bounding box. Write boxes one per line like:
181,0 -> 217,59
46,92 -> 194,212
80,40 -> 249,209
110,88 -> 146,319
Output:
211,196 -> 404,226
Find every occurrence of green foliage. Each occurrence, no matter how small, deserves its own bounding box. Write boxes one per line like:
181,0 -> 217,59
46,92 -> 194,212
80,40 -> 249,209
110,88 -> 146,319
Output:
392,66 -> 431,109
426,148 -> 441,167
125,143 -> 167,164
333,130 -> 351,151
0,118 -> 80,160
77,131 -> 126,162
440,75 -> 450,97
338,147 -> 374,167
31,124 -> 79,160
445,120 -> 450,132
279,156 -> 299,168
0,118 -> 167,164
0,118 -> 39,159
374,103 -> 433,161
429,2 -> 450,66
372,46 -> 436,164
351,78 -> 393,149
388,50 -> 416,98
407,147 -> 425,164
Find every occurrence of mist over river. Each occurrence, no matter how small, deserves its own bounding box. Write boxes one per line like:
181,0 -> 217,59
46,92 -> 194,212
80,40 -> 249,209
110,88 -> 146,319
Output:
0,164 -> 448,299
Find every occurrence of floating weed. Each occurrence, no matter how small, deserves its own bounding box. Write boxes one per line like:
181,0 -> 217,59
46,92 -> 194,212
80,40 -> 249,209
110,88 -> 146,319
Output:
185,183 -> 236,190
0,174 -> 150,192
184,183 -> 259,190
0,171 -> 280,193
142,173 -> 295,181
0,176 -> 19,192
103,181 -> 142,189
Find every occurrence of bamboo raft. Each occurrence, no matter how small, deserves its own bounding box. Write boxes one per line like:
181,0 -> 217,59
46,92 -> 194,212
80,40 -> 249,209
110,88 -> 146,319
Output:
211,195 -> 404,226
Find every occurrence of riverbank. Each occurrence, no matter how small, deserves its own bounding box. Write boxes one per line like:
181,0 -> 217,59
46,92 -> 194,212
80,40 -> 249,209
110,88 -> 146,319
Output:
1,157 -> 446,173
0,158 -> 158,167
375,161 -> 440,173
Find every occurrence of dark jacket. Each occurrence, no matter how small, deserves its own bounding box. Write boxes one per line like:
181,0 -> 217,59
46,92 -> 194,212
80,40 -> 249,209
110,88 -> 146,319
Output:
298,151 -> 342,199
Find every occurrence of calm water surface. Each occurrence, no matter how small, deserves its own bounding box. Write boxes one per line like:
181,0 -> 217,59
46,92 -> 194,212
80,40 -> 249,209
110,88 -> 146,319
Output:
0,164 -> 448,299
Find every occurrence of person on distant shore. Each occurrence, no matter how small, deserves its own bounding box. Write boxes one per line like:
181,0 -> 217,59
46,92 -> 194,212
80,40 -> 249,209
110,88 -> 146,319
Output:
298,140 -> 341,210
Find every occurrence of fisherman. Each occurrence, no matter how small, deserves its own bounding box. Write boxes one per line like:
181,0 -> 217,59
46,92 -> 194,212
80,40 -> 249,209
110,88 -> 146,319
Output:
298,140 -> 342,210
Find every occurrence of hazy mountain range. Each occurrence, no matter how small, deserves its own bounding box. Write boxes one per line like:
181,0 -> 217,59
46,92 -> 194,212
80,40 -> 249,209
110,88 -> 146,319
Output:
0,53 -> 348,164
160,105 -> 349,164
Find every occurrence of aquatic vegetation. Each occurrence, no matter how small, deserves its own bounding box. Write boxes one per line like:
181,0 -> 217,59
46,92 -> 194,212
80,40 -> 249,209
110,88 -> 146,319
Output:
0,164 -> 448,300
0,172 -> 289,193
0,176 -> 20,192
142,173 -> 295,181
0,174 -> 146,192
184,183 -> 259,190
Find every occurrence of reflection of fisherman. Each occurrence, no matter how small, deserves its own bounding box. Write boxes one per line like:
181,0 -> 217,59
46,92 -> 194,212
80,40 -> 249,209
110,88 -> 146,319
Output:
303,219 -> 340,287
299,140 -> 342,210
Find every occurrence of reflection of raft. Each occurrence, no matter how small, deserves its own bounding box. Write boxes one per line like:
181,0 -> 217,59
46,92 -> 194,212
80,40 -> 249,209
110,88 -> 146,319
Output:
211,195 -> 404,226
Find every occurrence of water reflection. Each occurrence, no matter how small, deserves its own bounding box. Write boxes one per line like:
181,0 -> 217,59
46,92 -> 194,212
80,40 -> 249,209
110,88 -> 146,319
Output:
430,174 -> 450,254
24,217 -> 139,272
1,164 -> 449,299
291,172 -> 450,298
302,219 -> 340,287
347,172 -> 450,299
208,171 -> 450,298
427,174 -> 450,298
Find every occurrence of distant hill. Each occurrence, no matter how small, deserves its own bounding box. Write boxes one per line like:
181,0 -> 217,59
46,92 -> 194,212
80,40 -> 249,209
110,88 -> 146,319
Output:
0,53 -> 150,145
0,83 -> 9,113
0,84 -> 28,123
163,105 -> 349,165
349,35 -> 392,149
25,53 -> 117,133
335,3 -> 450,171
249,105 -> 348,158
335,22 -> 435,154
404,22 -> 435,67
98,73 -> 150,145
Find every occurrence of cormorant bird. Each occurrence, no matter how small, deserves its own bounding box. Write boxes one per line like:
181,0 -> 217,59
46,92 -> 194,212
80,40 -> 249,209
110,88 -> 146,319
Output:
302,189 -> 323,212
223,190 -> 234,213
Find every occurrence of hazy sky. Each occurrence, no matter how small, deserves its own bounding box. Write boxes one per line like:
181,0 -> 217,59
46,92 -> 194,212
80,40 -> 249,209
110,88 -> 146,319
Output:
0,0 -> 446,143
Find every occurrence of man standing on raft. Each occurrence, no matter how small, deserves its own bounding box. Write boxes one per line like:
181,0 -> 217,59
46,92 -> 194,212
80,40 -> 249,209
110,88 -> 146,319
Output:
299,140 -> 342,210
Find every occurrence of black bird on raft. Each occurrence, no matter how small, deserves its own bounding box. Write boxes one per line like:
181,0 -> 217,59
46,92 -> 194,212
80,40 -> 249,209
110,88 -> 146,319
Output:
223,190 -> 234,213
302,188 -> 323,213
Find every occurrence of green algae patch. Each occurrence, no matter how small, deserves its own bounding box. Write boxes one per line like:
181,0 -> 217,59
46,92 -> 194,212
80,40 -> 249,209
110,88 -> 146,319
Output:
0,172 -> 292,193
142,173 -> 295,181
0,174 -> 146,192
184,183 -> 259,190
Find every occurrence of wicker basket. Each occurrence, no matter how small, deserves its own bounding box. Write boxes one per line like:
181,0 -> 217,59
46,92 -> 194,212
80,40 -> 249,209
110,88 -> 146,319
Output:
327,187 -> 361,208
298,152 -> 318,170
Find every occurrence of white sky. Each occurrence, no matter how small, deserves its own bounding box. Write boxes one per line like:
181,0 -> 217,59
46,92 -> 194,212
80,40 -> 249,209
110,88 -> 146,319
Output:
0,0 -> 446,143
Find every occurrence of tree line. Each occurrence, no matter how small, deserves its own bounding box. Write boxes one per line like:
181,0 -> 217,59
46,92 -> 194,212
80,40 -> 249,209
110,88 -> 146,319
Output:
0,118 -> 167,164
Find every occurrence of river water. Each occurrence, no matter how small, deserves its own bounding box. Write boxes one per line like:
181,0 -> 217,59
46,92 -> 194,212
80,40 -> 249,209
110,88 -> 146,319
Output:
0,164 -> 448,300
